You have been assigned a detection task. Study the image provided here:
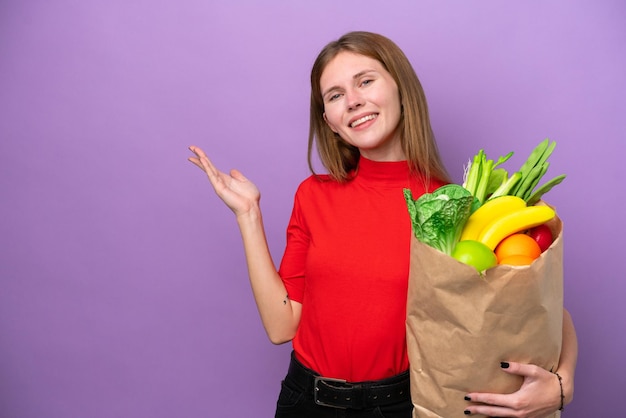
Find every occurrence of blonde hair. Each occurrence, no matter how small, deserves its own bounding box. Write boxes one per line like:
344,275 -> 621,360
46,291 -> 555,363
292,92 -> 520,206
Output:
308,31 -> 451,184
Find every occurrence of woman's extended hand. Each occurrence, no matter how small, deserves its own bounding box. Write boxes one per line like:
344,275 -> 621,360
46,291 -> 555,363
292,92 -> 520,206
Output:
188,145 -> 300,343
463,361 -> 563,418
188,146 -> 260,216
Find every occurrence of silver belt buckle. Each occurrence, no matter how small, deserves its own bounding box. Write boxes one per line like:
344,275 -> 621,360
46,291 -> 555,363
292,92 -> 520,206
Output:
313,376 -> 349,409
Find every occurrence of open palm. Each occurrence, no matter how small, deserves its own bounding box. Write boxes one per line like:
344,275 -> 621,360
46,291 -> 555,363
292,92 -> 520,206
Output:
188,146 -> 260,216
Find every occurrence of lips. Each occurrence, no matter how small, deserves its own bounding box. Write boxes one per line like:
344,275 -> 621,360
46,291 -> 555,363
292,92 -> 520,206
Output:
349,113 -> 378,128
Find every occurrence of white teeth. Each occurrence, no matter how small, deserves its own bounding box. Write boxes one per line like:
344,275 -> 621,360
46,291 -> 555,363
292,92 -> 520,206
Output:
350,114 -> 377,128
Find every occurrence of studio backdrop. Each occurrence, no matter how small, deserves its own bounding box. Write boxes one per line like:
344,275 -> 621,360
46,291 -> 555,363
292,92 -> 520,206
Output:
1,1 -> 624,417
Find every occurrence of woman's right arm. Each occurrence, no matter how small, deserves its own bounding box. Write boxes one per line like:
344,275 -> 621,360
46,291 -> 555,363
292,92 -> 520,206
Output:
188,146 -> 301,344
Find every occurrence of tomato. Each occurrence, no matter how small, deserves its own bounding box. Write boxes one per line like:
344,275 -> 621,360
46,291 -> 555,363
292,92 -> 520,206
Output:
452,240 -> 497,272
495,233 -> 541,263
527,224 -> 553,252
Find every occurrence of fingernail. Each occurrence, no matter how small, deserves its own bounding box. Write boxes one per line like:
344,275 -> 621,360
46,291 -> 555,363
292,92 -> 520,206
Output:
464,410 -> 471,415
500,361 -> 510,369
464,396 -> 471,401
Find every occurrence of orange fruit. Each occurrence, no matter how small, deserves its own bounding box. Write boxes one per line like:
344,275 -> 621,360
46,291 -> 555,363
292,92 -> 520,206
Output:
495,233 -> 542,264
498,254 -> 535,266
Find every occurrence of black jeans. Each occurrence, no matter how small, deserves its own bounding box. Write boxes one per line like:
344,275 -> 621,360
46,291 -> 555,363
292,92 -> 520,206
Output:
275,353 -> 412,418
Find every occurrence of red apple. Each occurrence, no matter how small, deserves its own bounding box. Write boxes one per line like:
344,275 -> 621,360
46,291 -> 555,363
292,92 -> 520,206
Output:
527,224 -> 553,252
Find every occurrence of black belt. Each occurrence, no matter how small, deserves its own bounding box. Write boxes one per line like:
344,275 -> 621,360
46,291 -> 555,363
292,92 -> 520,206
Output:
287,352 -> 410,410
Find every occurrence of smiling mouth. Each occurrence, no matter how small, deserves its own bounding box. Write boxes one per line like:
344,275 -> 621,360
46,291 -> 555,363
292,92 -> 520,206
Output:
350,114 -> 378,128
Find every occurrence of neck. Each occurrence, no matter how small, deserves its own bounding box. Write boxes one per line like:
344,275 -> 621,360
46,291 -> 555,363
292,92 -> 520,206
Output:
358,134 -> 405,162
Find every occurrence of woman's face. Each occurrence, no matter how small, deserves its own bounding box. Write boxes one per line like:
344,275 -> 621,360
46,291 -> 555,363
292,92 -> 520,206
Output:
320,51 -> 404,161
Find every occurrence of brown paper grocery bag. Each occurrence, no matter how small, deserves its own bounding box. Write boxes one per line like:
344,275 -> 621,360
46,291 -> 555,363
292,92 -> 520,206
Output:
406,213 -> 563,418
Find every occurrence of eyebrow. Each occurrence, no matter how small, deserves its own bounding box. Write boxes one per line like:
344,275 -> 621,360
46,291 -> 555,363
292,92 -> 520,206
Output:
321,69 -> 378,98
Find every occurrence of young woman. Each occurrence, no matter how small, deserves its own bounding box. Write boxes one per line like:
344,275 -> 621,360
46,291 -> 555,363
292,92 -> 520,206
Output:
189,31 -> 577,418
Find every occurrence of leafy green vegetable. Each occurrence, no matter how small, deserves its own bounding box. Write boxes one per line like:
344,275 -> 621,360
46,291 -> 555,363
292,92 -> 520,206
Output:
462,139 -> 565,206
508,139 -> 566,204
404,184 -> 474,255
489,171 -> 522,199
462,150 -> 483,197
526,174 -> 566,206
509,139 -> 555,197
462,150 -> 514,205
485,168 -> 508,196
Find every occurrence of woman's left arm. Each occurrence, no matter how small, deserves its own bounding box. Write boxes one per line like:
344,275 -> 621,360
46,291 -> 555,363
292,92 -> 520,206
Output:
463,309 -> 578,417
556,308 -> 578,406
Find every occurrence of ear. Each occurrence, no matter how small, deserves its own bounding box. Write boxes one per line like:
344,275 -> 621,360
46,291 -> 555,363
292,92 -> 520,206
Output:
323,113 -> 338,134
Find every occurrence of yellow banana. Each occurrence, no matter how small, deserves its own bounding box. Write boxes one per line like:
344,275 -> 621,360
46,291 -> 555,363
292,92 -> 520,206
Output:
477,205 -> 556,250
460,196 -> 527,241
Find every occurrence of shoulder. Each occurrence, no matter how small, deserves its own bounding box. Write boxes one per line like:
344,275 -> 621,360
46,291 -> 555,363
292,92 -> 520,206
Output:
290,174 -> 346,208
407,174 -> 449,198
428,177 -> 449,192
296,173 -> 338,194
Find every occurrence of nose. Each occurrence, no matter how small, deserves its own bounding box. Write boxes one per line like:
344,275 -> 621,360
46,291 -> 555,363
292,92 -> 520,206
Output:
345,89 -> 364,111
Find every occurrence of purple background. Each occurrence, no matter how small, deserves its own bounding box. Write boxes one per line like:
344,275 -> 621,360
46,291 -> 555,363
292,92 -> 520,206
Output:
1,1 -> 624,417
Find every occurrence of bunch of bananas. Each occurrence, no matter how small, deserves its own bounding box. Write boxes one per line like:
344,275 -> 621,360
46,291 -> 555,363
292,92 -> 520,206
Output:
460,196 -> 555,251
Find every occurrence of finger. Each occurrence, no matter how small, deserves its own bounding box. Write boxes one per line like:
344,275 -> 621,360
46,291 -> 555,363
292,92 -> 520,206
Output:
464,403 -> 511,417
188,156 -> 204,170
188,157 -> 218,181
189,149 -> 220,180
188,145 -> 206,158
188,146 -> 210,170
189,146 -> 207,159
188,146 -> 208,163
464,404 -> 511,417
464,392 -> 511,410
230,168 -> 248,182
188,146 -> 214,167
499,361 -> 541,379
202,160 -> 223,186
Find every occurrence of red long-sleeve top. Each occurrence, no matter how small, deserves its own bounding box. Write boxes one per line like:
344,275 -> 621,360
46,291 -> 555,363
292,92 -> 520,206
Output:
278,156 -> 444,382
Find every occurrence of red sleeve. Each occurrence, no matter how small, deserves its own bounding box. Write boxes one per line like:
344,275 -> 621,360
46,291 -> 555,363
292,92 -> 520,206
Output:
277,182 -> 310,304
